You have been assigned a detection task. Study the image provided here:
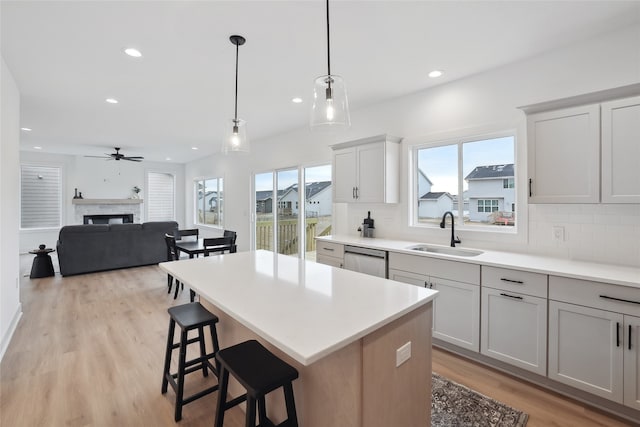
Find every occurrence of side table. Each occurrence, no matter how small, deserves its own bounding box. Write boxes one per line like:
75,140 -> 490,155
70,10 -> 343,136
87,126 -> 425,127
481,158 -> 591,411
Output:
29,244 -> 55,279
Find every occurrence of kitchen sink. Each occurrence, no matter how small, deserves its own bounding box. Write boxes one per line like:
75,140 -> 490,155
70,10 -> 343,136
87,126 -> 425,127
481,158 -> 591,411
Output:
406,244 -> 484,257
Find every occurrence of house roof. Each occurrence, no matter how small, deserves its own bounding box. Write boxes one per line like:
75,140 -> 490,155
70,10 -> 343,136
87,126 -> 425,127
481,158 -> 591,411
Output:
418,169 -> 433,186
419,191 -> 453,201
305,181 -> 331,199
465,164 -> 514,181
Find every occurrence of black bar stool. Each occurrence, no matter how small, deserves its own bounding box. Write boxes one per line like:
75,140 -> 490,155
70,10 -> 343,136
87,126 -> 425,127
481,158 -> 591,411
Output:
161,302 -> 221,421
214,339 -> 299,427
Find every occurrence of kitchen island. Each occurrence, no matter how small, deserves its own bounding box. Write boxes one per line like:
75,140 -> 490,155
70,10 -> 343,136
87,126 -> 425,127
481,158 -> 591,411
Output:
159,250 -> 437,426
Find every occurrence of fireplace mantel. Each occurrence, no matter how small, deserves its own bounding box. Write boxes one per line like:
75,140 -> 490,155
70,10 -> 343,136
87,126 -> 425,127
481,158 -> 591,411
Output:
72,199 -> 143,205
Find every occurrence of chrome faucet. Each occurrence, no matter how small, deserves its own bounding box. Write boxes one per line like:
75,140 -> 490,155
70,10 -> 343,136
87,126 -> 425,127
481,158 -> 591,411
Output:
440,211 -> 461,247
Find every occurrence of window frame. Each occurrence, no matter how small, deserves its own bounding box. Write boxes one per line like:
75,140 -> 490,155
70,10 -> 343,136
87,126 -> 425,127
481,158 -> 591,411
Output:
194,176 -> 224,229
410,130 -> 519,234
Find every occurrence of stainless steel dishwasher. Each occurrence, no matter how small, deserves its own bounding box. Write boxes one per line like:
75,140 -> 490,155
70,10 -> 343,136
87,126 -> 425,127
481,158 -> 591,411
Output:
342,245 -> 387,278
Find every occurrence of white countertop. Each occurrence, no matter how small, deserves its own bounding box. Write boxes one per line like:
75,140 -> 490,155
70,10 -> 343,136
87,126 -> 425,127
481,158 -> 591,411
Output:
318,235 -> 640,289
159,250 -> 437,366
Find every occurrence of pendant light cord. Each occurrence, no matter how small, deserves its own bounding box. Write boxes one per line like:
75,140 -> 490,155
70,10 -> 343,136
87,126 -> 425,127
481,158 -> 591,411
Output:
326,0 -> 331,76
234,41 -> 239,122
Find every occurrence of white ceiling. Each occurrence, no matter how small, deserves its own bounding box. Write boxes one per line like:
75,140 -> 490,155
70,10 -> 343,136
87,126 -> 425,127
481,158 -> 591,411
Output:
2,1 -> 639,163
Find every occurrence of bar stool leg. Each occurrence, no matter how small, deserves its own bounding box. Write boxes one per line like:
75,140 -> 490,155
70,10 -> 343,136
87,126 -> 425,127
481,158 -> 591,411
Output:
284,383 -> 299,427
258,396 -> 268,425
161,319 -> 176,394
245,396 -> 257,427
197,325 -> 208,377
175,328 -> 188,422
209,324 -> 221,376
214,367 -> 230,427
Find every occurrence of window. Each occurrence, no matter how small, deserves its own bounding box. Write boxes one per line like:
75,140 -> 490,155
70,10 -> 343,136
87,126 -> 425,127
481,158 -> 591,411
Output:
477,199 -> 499,212
21,165 -> 62,229
414,134 -> 516,229
195,177 -> 223,227
253,164 -> 332,259
147,172 -> 175,221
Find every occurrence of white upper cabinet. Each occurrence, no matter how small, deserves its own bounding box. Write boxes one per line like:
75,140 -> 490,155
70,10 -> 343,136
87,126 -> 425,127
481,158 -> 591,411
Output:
601,96 -> 640,203
522,83 -> 640,204
526,104 -> 600,203
331,135 -> 401,203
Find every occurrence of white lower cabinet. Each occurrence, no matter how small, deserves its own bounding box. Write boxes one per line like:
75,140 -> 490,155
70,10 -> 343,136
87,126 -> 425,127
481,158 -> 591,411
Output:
481,288 -> 547,375
549,301 -> 624,402
315,240 -> 344,268
549,275 -> 640,409
388,255 -> 480,352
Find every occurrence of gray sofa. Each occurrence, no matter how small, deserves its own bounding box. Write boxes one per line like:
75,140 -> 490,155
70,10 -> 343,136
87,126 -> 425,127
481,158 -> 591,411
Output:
57,221 -> 178,276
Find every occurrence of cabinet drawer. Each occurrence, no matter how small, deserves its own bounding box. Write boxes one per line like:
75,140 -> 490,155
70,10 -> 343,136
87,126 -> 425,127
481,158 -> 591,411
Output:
482,266 -> 547,298
388,252 -> 479,285
549,276 -> 640,316
316,240 -> 344,259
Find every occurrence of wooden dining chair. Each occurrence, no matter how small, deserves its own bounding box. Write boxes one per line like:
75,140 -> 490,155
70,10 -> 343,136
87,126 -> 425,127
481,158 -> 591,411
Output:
164,234 -> 183,298
223,230 -> 237,253
203,236 -> 234,257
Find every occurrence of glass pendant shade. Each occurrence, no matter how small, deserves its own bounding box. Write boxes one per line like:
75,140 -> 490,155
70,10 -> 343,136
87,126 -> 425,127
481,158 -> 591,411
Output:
222,118 -> 249,154
310,74 -> 350,129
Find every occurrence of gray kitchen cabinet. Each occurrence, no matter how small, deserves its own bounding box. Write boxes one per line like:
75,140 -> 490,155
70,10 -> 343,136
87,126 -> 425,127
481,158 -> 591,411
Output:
601,95 -> 640,203
480,266 -> 548,375
331,134 -> 401,203
388,253 -> 480,352
526,104 -> 600,203
315,240 -> 344,268
549,276 -> 640,409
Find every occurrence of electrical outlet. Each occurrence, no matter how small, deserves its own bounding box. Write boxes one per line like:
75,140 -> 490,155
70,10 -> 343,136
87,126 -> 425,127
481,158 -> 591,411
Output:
552,226 -> 565,242
396,341 -> 411,367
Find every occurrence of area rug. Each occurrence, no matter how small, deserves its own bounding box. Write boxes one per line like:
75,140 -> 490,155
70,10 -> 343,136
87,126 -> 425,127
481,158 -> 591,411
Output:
432,373 -> 529,427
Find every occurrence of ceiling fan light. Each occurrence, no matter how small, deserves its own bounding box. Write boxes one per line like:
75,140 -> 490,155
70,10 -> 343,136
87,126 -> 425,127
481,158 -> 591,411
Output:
310,74 -> 350,128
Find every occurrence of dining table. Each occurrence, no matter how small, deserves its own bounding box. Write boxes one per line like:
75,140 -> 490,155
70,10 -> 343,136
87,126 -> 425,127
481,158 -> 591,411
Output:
159,250 -> 438,427
175,237 -> 234,258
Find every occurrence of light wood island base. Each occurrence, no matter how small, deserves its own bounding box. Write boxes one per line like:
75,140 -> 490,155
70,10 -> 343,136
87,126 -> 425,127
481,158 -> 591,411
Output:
200,298 -> 433,427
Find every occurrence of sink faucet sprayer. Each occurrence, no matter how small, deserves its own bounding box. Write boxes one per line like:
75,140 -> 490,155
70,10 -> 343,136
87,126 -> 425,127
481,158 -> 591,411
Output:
440,211 -> 461,247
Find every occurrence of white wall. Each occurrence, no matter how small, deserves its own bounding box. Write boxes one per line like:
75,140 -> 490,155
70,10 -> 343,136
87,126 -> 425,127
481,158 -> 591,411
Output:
1,55 -> 22,360
19,151 -> 186,252
185,23 -> 640,267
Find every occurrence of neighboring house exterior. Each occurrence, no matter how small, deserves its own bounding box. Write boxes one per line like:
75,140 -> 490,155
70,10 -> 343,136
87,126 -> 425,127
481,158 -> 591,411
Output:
465,164 -> 515,223
256,181 -> 332,217
419,191 -> 454,218
417,169 -> 453,219
305,181 -> 332,217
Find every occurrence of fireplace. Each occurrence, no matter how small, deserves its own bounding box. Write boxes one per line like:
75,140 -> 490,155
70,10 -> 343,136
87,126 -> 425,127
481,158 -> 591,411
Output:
84,214 -> 134,224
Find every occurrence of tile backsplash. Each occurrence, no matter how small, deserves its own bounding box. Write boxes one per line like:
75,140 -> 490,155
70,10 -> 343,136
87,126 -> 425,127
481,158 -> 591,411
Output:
528,204 -> 640,267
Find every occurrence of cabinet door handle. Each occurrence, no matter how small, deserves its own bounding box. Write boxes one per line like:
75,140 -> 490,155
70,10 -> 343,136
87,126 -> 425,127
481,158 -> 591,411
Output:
352,187 -> 356,199
599,295 -> 640,305
322,247 -> 335,252
630,325 -> 633,351
616,322 -> 620,347
500,292 -> 523,300
355,187 -> 359,199
500,278 -> 524,284
529,178 -> 533,197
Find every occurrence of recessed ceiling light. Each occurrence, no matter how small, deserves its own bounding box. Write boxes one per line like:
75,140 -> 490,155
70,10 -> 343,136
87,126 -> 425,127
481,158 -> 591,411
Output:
33,146 -> 42,150
428,70 -> 443,78
191,147 -> 198,150
165,157 -> 172,161
21,127 -> 32,132
292,97 -> 303,104
124,48 -> 142,58
105,98 -> 119,104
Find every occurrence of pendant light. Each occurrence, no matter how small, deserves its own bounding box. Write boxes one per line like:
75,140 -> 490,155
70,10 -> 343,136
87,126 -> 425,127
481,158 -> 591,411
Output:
222,35 -> 249,154
310,0 -> 350,129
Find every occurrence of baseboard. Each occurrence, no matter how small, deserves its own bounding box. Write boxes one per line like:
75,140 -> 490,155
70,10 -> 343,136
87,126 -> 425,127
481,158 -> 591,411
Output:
0,303 -> 23,362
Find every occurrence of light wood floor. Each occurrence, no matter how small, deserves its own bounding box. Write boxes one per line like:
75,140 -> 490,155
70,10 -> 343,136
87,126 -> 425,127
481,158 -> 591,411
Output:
1,258 -> 636,426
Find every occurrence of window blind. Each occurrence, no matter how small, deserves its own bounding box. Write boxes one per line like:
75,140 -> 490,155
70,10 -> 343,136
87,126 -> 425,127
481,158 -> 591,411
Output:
147,172 -> 175,221
21,165 -> 62,229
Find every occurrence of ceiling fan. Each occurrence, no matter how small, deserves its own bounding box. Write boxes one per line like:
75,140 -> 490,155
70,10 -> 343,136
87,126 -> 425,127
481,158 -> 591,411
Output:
85,147 -> 144,162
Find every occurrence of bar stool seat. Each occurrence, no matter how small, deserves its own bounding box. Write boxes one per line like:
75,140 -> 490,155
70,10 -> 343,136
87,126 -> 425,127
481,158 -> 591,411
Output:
215,339 -> 299,427
161,302 -> 221,422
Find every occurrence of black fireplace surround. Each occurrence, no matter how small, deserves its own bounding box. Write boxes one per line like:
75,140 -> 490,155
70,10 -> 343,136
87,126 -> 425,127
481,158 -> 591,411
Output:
83,214 -> 134,224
